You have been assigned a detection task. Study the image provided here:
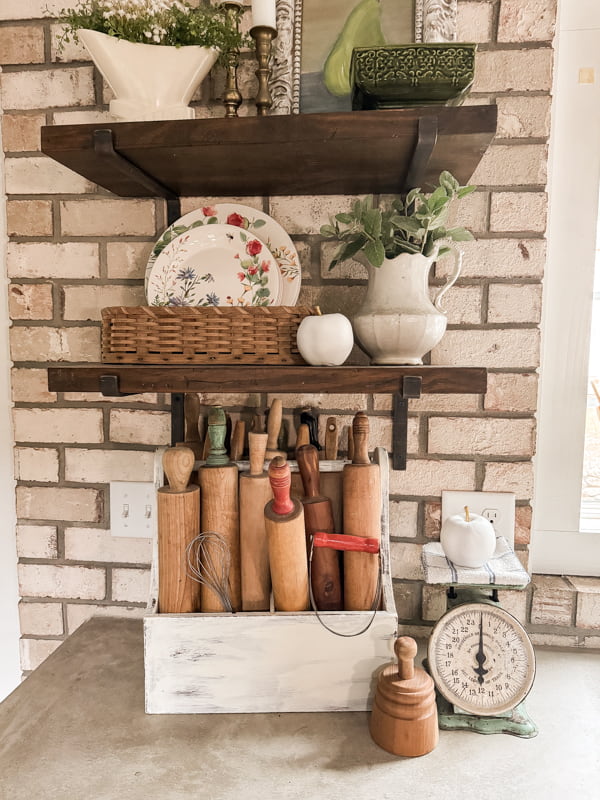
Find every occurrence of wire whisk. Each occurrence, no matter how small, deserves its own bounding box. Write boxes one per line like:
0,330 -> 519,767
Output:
186,531 -> 233,613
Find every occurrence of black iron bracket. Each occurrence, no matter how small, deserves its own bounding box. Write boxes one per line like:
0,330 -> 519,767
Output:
392,375 -> 422,471
99,374 -> 133,397
92,129 -> 181,226
405,116 -> 439,190
171,393 -> 185,446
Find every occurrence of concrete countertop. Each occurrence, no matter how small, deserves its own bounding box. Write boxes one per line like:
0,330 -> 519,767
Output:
0,617 -> 599,800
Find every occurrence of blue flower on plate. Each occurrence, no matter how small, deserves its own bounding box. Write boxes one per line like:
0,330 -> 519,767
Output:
205,292 -> 220,306
176,267 -> 196,281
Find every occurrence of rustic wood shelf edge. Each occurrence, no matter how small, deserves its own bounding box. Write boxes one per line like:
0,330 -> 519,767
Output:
47,364 -> 487,470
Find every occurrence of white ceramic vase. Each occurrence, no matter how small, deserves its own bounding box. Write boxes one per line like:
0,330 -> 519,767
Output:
77,29 -> 219,121
352,247 -> 462,365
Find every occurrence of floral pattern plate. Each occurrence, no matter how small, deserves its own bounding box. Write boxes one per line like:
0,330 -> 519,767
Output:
146,224 -> 282,308
145,203 -> 301,305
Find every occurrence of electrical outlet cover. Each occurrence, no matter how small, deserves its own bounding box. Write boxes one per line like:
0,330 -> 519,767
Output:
441,490 -> 516,547
110,481 -> 156,538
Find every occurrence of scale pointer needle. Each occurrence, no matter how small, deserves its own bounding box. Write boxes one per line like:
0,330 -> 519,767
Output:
474,614 -> 489,685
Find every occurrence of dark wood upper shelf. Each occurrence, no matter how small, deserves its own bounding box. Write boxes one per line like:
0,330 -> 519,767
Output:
40,106 -> 497,198
47,364 -> 487,396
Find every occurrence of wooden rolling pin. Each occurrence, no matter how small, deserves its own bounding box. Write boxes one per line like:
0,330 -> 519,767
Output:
239,431 -> 272,611
157,446 -> 201,613
342,411 -> 381,610
264,456 -> 309,612
321,416 -> 343,533
198,405 -> 241,612
182,393 -> 203,459
229,419 -> 246,461
296,444 -> 342,611
370,637 -> 438,757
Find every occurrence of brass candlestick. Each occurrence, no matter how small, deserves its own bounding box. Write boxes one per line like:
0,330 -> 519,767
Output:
223,2 -> 243,118
250,25 -> 278,116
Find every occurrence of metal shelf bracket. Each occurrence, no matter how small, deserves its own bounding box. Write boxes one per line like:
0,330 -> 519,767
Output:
392,375 -> 422,470
405,116 -> 439,189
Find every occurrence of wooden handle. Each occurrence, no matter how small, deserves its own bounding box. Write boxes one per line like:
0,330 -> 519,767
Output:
296,444 -> 321,499
266,398 -> 282,454
347,424 -> 354,461
252,411 -> 265,433
267,456 -> 295,515
206,405 -> 229,466
184,394 -> 201,443
162,446 -> 195,492
313,531 -> 379,554
229,419 -> 245,461
395,637 -> 418,681
352,411 -> 370,465
295,423 -> 310,452
324,417 -> 338,460
248,431 -> 268,476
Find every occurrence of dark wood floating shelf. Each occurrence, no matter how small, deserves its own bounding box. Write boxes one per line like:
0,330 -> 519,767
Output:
48,364 -> 487,471
47,364 -> 487,396
40,105 -> 497,198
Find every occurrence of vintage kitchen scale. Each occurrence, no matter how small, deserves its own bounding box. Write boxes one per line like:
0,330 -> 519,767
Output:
421,542 -> 538,739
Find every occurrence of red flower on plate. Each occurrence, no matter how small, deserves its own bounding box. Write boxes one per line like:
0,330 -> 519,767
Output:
248,267 -> 258,276
237,272 -> 245,281
202,206 -> 217,217
246,239 -> 262,256
260,261 -> 270,272
227,212 -> 245,228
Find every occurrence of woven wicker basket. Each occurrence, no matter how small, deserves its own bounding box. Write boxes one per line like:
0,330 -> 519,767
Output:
101,306 -> 317,365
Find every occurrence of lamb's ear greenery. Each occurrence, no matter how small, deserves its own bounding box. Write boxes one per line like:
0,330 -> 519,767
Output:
319,171 -> 476,269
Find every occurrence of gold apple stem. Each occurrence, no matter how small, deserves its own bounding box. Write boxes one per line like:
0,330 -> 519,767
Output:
315,306 -> 322,316
464,505 -> 470,522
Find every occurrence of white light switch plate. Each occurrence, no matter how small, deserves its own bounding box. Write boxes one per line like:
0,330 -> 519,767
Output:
441,490 -> 516,547
110,481 -> 156,538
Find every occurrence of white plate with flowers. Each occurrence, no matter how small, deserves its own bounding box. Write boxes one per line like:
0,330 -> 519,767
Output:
146,224 -> 282,307
145,203 -> 301,305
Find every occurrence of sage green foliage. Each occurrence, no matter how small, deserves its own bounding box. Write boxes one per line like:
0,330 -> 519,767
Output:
320,171 -> 476,269
56,1 -> 248,64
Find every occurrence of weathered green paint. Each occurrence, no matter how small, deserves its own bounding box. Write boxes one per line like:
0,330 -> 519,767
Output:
206,405 -> 229,466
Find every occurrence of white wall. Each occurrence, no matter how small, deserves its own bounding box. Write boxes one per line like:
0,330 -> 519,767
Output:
532,0 -> 600,574
0,81 -> 21,700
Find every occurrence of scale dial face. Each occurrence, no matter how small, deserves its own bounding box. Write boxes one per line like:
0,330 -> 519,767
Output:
428,602 -> 536,716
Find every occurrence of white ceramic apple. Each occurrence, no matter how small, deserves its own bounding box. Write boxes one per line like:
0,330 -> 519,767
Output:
440,506 -> 497,568
296,308 -> 354,366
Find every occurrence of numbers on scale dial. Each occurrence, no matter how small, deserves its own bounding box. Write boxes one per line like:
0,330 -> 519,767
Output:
433,606 -> 532,712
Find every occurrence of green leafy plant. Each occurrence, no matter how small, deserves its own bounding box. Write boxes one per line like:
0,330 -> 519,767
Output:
320,171 -> 476,269
56,0 -> 248,63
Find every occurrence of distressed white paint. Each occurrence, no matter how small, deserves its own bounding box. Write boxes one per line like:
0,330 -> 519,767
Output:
144,448 -> 398,713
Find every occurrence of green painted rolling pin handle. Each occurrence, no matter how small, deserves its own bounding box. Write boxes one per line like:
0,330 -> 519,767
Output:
206,405 -> 229,466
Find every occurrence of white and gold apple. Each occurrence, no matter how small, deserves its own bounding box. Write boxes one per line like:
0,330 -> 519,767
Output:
296,307 -> 354,366
440,505 -> 497,568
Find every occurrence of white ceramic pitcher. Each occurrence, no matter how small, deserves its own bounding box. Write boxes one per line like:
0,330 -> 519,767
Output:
352,246 -> 462,365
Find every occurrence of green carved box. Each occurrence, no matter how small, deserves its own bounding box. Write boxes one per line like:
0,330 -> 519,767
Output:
351,43 -> 476,110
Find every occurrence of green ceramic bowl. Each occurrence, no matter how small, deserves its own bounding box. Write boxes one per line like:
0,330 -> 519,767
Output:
351,43 -> 476,110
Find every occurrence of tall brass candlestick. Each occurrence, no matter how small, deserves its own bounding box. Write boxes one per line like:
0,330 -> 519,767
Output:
223,1 -> 243,117
250,25 -> 277,116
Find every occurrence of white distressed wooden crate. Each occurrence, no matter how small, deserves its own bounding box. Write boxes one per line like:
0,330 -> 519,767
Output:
144,447 -> 398,714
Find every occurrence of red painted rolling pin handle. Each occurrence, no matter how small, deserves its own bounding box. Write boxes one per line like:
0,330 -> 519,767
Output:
312,531 -> 380,554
